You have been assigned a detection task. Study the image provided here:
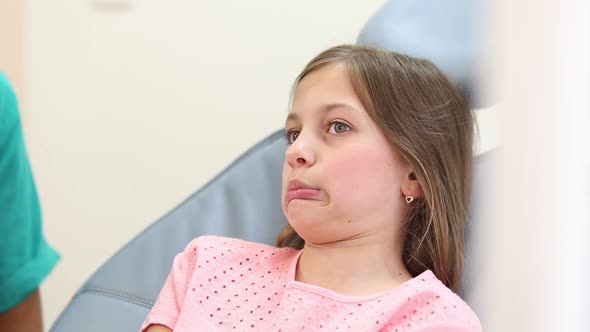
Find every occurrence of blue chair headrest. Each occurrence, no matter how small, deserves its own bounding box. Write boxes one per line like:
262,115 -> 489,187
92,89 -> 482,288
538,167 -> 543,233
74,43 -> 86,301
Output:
357,0 -> 489,108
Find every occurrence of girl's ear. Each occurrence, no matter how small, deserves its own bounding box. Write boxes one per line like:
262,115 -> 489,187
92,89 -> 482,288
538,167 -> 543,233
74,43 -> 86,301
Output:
402,172 -> 424,199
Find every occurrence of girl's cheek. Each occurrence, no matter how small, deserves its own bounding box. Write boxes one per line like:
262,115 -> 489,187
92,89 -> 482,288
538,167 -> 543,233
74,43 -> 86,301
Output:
328,148 -> 390,188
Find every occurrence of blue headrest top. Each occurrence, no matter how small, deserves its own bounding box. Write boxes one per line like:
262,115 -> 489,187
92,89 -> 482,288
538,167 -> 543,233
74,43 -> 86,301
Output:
357,0 -> 488,107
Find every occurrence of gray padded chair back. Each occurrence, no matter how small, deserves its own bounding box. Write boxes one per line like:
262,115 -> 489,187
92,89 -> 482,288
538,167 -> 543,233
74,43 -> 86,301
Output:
50,128 -> 495,332
50,131 -> 289,332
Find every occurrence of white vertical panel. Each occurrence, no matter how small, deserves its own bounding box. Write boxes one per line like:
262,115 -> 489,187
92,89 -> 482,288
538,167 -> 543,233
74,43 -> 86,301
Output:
557,0 -> 590,330
489,0 -> 589,330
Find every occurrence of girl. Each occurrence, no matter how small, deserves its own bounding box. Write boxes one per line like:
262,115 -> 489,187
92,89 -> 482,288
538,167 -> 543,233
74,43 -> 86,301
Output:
142,45 -> 481,332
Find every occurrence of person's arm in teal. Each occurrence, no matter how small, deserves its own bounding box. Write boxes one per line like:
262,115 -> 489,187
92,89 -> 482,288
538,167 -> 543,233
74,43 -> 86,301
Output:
0,73 -> 60,331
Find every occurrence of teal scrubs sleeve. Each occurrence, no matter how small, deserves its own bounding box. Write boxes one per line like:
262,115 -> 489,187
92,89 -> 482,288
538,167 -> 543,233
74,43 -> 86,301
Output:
0,72 -> 60,312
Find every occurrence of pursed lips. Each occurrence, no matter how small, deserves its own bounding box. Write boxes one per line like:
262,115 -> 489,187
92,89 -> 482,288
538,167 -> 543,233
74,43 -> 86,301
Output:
286,179 -> 320,202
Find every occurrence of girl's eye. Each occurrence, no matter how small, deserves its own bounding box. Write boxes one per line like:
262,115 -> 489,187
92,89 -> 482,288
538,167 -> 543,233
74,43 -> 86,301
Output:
285,130 -> 300,144
328,121 -> 351,134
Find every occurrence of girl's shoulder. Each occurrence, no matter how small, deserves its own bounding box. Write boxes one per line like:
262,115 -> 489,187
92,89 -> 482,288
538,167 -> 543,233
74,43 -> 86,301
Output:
392,270 -> 482,331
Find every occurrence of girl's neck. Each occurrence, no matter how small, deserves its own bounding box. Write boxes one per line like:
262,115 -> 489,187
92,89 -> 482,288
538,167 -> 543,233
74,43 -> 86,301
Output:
294,235 -> 412,297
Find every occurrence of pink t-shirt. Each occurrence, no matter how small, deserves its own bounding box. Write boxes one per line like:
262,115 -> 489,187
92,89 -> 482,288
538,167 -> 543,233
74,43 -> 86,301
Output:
141,236 -> 481,332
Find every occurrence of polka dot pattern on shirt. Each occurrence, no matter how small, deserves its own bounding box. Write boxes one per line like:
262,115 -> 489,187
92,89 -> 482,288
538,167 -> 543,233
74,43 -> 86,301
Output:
142,236 -> 481,332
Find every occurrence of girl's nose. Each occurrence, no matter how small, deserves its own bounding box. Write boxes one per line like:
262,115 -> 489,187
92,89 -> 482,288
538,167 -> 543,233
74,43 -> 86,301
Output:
285,132 -> 316,168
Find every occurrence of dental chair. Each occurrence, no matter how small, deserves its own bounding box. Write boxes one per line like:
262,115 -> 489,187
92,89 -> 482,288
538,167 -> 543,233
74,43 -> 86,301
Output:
50,1 -> 492,331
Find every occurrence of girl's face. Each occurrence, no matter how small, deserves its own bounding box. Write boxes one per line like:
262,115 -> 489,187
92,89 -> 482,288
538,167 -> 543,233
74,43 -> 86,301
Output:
282,64 -> 412,245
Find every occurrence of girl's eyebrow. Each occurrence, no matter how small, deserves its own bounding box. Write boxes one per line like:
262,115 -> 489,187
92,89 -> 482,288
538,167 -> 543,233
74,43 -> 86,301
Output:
285,103 -> 358,125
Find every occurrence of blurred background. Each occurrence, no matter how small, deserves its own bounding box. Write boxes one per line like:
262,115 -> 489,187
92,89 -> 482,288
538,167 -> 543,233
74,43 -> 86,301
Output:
1,0 -> 588,331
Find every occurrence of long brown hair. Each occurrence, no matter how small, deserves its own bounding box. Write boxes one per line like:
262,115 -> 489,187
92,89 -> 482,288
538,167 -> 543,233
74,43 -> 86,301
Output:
276,45 -> 473,292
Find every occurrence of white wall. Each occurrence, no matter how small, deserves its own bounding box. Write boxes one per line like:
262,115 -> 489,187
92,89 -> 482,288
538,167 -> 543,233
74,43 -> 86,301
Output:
24,0 -> 386,327
0,0 -> 25,110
